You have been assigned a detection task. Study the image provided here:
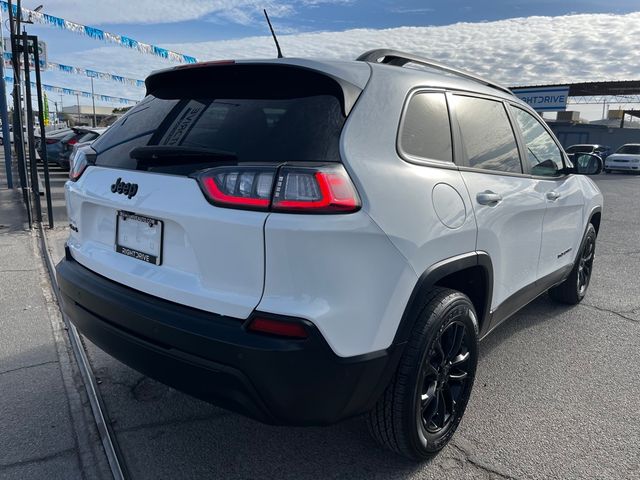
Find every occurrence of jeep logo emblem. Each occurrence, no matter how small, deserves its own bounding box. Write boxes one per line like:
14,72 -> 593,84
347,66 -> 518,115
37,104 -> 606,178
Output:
111,178 -> 138,199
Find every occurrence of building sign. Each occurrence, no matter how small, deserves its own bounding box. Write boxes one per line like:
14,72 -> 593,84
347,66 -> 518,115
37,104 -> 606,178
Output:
2,37 -> 47,69
512,86 -> 569,112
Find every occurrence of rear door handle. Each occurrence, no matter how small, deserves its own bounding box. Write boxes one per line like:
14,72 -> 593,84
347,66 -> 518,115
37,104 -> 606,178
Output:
476,191 -> 503,206
546,191 -> 561,201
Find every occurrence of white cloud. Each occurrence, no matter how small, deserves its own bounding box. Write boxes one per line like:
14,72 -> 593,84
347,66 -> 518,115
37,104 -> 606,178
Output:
40,11 -> 640,109
389,7 -> 436,14
31,0 -> 349,25
164,12 -> 640,85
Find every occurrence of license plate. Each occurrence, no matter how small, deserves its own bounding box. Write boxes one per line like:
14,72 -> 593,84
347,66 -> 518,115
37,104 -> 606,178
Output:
115,211 -> 163,265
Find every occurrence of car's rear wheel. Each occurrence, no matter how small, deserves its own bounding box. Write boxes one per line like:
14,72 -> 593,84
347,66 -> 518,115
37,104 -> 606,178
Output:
549,223 -> 596,305
367,288 -> 478,461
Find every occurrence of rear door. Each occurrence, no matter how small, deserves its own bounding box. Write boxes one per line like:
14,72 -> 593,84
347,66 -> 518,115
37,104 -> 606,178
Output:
451,93 -> 547,316
65,64 -> 354,319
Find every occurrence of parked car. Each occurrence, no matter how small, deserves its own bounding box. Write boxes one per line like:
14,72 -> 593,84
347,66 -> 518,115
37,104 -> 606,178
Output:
58,127 -> 108,169
56,50 -> 603,461
34,127 -> 71,154
0,124 -> 34,145
38,128 -> 74,163
604,144 -> 640,173
565,144 -> 611,160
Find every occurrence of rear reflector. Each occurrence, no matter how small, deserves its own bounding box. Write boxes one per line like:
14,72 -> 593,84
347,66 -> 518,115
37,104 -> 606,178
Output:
248,317 -> 308,339
197,164 -> 360,213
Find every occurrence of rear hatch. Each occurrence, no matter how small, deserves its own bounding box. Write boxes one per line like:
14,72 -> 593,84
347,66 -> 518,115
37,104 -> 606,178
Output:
65,62 -> 365,318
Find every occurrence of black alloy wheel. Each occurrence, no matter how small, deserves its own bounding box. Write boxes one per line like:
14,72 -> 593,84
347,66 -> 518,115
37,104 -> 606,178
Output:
549,223 -> 597,304
367,288 -> 478,461
577,233 -> 595,296
418,320 -> 473,437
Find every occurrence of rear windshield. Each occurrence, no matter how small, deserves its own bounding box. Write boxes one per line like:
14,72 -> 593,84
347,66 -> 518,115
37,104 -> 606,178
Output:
92,66 -> 348,175
615,145 -> 640,154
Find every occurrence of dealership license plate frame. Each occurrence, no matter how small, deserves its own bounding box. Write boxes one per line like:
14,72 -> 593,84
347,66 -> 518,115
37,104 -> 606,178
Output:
115,211 -> 163,266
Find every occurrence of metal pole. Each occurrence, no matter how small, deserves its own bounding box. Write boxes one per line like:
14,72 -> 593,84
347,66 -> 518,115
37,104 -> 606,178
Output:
0,10 -> 13,188
31,34 -> 52,228
91,76 -> 96,127
8,0 -> 31,227
22,30 -> 42,223
76,92 -> 80,124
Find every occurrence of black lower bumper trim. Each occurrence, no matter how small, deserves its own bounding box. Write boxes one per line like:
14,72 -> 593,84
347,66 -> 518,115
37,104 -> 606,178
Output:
56,250 -> 403,425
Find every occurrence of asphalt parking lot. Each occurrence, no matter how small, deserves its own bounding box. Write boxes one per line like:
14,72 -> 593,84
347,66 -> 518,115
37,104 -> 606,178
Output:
42,172 -> 639,479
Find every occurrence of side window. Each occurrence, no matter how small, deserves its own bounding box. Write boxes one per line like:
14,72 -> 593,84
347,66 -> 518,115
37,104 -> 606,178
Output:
510,106 -> 564,177
399,92 -> 452,162
452,95 -> 522,173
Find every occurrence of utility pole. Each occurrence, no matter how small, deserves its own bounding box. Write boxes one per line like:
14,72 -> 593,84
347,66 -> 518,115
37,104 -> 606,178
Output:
0,7 -> 13,187
8,0 -> 32,227
90,76 -> 97,127
75,92 -> 80,125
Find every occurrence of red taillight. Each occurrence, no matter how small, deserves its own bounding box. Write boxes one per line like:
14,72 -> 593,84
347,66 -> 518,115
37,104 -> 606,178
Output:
197,164 -> 360,214
248,317 -> 308,339
68,138 -> 78,145
69,148 -> 92,181
45,138 -> 59,144
272,168 -> 360,213
199,166 -> 275,210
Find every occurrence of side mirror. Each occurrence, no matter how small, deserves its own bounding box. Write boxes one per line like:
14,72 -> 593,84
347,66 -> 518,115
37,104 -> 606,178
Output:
570,153 -> 602,175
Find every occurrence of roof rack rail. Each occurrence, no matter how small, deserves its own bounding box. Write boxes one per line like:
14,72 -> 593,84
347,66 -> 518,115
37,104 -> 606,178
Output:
356,49 -> 512,95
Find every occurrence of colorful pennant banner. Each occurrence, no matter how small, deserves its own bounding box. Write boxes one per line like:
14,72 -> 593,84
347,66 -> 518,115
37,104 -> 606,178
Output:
3,52 -> 146,87
4,76 -> 140,105
0,1 -> 198,64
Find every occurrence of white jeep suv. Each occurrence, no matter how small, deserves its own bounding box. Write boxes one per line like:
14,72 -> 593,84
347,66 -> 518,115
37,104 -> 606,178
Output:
56,50 -> 603,460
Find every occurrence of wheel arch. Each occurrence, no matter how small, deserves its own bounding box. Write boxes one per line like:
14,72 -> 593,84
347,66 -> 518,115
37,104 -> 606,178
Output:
588,206 -> 602,235
393,252 -> 494,344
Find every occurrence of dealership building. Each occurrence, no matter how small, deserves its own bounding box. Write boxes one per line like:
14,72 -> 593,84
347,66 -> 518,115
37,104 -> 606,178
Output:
512,81 -> 640,151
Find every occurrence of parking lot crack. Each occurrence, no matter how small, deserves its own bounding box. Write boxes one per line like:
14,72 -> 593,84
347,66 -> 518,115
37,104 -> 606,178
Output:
0,360 -> 59,377
581,303 -> 639,324
452,442 -> 518,479
0,447 -> 76,469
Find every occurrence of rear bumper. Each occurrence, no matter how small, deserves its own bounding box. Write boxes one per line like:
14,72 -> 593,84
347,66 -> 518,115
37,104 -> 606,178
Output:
56,248 -> 402,425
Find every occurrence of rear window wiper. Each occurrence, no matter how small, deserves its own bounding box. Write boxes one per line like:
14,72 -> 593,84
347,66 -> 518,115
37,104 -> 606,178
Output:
130,146 -> 237,166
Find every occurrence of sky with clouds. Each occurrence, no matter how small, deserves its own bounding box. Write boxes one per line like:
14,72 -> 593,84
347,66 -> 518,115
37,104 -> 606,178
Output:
10,0 -> 640,119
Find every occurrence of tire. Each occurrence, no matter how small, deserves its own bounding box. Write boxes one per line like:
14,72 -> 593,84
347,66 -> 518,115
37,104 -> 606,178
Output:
367,287 -> 479,461
548,223 -> 596,305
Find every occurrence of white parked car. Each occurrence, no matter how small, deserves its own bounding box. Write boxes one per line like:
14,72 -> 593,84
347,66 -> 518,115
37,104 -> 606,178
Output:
604,144 -> 640,173
56,50 -> 604,461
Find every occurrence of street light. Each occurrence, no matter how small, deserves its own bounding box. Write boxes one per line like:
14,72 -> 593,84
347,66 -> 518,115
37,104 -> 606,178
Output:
24,5 -> 43,24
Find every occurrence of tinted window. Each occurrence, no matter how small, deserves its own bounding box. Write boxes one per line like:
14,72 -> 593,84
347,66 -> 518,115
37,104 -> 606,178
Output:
92,67 -> 348,175
399,92 -> 452,162
510,107 -> 564,176
453,96 -> 521,173
566,145 -> 593,154
77,132 -> 99,143
615,145 -> 640,154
